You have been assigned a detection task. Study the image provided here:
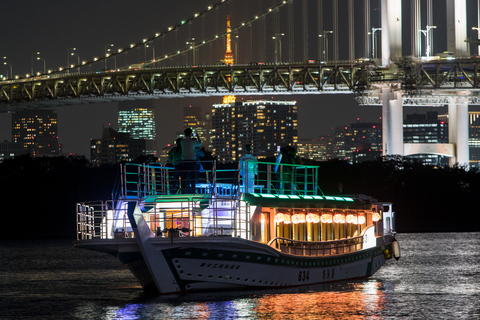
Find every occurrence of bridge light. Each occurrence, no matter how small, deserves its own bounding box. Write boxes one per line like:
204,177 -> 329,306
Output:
82,61 -> 86,65
168,27 -> 173,31
155,33 -> 160,37
194,13 -> 199,17
208,6 -> 212,10
143,39 -> 147,43
94,57 -> 98,61
130,44 -> 135,48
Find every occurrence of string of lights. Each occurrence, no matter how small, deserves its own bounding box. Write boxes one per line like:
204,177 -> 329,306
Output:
30,0 -> 292,78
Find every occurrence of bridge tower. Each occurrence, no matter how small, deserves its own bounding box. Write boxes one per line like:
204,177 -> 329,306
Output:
381,0 -> 402,66
446,0 -> 468,57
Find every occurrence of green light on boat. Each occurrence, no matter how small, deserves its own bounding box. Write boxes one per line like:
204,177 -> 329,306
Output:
334,197 -> 345,201
324,196 -> 335,200
303,195 -> 314,199
251,193 -> 261,197
312,195 -> 324,200
343,197 -> 354,202
278,195 -> 289,199
261,194 -> 276,198
289,195 -> 301,199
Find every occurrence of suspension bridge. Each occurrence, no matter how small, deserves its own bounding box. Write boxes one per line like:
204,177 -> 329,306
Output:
2,0 -> 480,166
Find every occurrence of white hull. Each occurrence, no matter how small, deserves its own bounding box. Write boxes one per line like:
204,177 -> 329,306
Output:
76,236 -> 390,294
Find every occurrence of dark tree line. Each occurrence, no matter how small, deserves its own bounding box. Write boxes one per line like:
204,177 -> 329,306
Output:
0,155 -> 117,239
312,158 -> 480,233
1,155 -> 478,239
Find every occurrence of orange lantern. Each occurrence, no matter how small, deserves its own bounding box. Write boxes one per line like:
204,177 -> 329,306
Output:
283,214 -> 291,224
275,213 -> 284,223
358,215 -> 366,224
372,212 -> 381,222
306,213 -> 320,223
292,213 -> 306,224
320,213 -> 333,223
333,213 -> 345,224
346,214 -> 355,224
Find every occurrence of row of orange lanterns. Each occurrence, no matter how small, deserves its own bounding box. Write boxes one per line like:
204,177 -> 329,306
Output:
274,212 -> 376,225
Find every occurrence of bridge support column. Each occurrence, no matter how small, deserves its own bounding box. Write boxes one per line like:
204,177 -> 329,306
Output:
381,0 -> 402,66
382,88 -> 404,157
448,98 -> 470,168
446,0 -> 468,56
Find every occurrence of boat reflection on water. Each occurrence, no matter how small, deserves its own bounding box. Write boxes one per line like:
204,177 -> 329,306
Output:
106,280 -> 390,319
252,281 -> 387,319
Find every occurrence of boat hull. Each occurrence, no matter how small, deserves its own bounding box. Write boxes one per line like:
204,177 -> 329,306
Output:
76,236 -> 391,294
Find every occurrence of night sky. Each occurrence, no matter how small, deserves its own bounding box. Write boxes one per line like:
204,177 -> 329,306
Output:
0,0 -> 464,158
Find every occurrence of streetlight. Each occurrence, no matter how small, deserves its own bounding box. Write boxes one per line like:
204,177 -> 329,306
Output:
68,48 -> 80,73
36,55 -> 46,74
31,52 -> 41,74
186,38 -> 195,65
319,31 -> 333,62
3,57 -> 12,79
419,25 -> 436,57
371,27 -> 382,59
233,34 -> 239,64
145,42 -> 155,66
472,26 -> 480,55
105,43 -> 114,71
272,33 -> 285,63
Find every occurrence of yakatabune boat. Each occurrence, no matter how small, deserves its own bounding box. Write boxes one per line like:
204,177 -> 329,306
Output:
74,160 -> 400,294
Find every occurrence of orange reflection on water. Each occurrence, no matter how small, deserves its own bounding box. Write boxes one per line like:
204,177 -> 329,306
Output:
252,282 -> 386,320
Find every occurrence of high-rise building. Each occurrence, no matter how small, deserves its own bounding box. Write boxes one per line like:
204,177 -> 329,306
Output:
211,100 -> 298,162
183,106 -> 212,148
118,103 -> 156,156
330,122 -> 382,163
12,109 -> 62,156
296,137 -> 333,162
90,128 -> 146,166
403,112 -> 448,166
0,140 -> 28,162
469,111 -> 480,169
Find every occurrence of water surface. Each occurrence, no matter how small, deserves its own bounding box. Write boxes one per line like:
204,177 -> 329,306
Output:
1,233 -> 478,319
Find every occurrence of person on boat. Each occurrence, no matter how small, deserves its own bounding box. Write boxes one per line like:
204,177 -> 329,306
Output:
239,144 -> 258,193
180,128 -> 202,194
274,145 -> 296,194
167,138 -> 183,194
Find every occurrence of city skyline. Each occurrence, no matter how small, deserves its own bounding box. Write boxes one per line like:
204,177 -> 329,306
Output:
0,95 -> 386,159
2,0 -> 480,159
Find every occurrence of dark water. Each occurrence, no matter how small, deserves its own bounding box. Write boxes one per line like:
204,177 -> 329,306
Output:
1,233 -> 479,320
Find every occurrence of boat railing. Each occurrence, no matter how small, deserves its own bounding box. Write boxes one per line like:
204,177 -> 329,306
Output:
76,200 -> 137,240
267,235 -> 364,257
76,197 -> 251,241
119,160 -> 321,199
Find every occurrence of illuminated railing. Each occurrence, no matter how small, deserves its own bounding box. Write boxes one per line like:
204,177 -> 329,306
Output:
119,161 -> 320,199
76,200 -> 134,240
76,197 -> 251,241
267,235 -> 363,257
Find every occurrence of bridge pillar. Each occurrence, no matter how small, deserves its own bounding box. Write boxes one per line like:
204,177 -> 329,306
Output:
382,88 -> 404,157
381,0 -> 402,66
448,98 -> 470,168
446,0 -> 468,56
